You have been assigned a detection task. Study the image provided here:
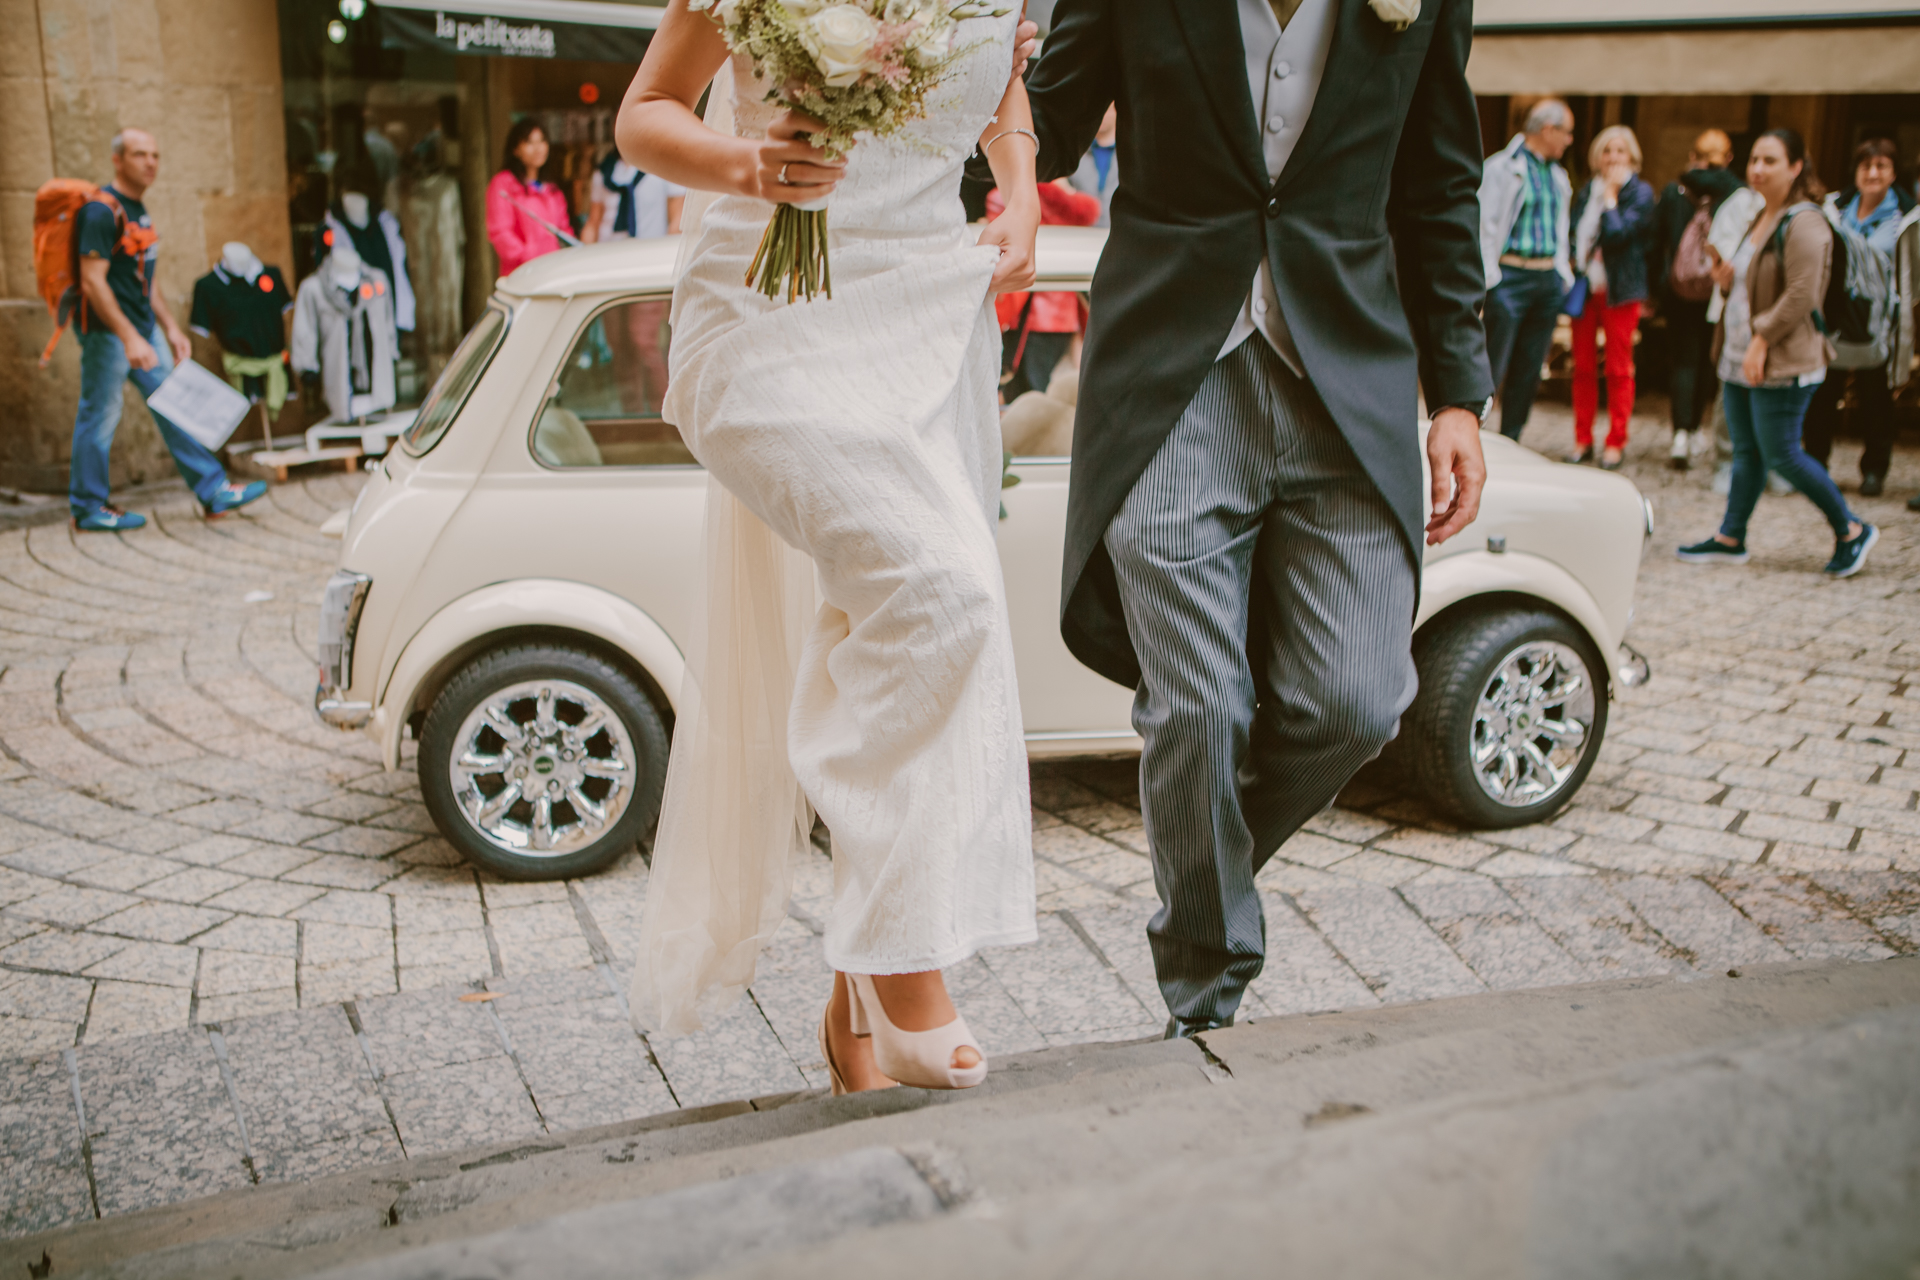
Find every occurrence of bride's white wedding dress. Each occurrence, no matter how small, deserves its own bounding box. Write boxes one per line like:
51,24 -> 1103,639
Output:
630,14 -> 1036,1036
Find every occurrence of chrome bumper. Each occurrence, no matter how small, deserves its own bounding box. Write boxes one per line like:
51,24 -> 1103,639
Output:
315,569 -> 373,730
1616,642 -> 1651,690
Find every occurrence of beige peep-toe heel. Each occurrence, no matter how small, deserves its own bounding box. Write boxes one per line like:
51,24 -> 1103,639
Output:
847,973 -> 988,1090
817,1005 -> 852,1096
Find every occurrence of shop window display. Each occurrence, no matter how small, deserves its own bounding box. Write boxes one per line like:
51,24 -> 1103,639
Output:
276,0 -> 648,397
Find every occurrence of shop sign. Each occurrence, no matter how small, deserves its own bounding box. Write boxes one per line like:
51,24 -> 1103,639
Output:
381,5 -> 652,60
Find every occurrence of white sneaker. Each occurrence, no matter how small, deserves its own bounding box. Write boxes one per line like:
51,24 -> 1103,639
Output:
1669,431 -> 1691,470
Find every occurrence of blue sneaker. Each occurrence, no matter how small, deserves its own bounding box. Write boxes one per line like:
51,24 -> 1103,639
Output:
73,506 -> 148,532
1824,523 -> 1878,578
1676,536 -> 1749,565
202,480 -> 268,519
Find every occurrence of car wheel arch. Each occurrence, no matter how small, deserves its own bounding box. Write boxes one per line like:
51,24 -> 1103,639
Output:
1416,551 -> 1620,693
374,579 -> 683,770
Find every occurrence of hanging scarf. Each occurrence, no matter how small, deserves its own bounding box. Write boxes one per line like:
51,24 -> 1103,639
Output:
327,200 -> 395,288
598,151 -> 645,238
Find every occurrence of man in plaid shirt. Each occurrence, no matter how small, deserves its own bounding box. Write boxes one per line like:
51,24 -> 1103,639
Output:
1478,99 -> 1575,443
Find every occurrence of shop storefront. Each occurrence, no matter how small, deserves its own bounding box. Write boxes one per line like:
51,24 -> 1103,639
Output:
274,0 -> 661,391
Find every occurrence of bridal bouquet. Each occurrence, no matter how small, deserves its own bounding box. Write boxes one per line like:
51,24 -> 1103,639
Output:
691,0 -> 1007,302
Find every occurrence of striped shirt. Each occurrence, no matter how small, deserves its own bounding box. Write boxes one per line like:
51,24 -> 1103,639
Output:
1503,147 -> 1563,260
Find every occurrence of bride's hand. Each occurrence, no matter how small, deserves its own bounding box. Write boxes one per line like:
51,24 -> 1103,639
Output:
980,193 -> 1040,294
750,110 -> 848,203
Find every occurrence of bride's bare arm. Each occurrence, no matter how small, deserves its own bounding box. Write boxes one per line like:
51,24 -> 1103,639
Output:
616,0 -> 846,204
978,77 -> 1041,294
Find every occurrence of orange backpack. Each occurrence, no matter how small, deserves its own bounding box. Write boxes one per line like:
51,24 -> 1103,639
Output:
32,180 -> 156,367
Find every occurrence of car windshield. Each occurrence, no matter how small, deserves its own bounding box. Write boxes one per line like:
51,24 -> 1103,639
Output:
402,303 -> 510,456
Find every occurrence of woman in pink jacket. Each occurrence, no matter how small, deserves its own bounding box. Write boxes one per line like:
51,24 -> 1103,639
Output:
486,119 -> 572,281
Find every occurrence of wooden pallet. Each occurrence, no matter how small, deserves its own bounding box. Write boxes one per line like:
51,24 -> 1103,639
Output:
248,446 -> 362,483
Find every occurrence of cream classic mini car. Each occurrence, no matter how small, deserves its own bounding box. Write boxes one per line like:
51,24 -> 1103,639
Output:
316,228 -> 1651,881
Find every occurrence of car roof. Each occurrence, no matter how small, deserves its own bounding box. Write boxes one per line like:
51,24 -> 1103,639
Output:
494,224 -> 1109,298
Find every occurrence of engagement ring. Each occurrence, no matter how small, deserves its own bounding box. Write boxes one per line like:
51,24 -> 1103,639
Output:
778,163 -> 793,185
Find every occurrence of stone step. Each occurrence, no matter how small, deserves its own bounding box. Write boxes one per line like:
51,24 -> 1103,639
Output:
11,956 -> 1918,1280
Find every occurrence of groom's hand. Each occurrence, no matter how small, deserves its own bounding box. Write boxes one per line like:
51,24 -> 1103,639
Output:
1425,408 -> 1486,545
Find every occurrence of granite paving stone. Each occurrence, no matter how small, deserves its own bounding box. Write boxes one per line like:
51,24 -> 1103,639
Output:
647,992 -> 810,1109
200,879 -> 328,917
978,913 -> 1159,1042
1248,892 -> 1380,1016
70,853 -> 189,892
300,958 -> 400,1005
0,969 -> 95,1024
741,922 -> 837,1084
192,915 -> 299,957
82,940 -> 199,988
378,1054 -> 544,1158
488,970 -> 675,1121
78,1028 -> 252,1216
1502,876 -> 1687,978
1707,872 -> 1897,962
85,980 -> 192,1043
0,1051 -> 93,1236
221,1006 -> 403,1180
1400,877 -> 1591,989
1609,875 -> 1794,970
0,927 -> 128,975
1286,880 -> 1484,1004
11,884 -> 142,927
91,900 -> 230,943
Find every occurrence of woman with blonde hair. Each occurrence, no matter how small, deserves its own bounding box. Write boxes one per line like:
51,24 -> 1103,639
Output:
1565,124 -> 1656,469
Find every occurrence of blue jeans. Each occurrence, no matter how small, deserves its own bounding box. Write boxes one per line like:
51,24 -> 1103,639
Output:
1719,381 -> 1856,543
1484,267 -> 1564,441
71,323 -> 228,518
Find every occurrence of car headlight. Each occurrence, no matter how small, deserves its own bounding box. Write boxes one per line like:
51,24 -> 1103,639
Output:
315,570 -> 373,728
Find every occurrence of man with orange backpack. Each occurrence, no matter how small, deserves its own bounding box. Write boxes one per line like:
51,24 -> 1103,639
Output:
46,128 -> 265,530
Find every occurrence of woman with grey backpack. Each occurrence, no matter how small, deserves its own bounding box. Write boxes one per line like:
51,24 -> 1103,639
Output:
1676,128 -> 1877,578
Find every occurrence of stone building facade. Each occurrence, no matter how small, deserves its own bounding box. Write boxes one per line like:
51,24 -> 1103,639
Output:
0,0 -> 290,494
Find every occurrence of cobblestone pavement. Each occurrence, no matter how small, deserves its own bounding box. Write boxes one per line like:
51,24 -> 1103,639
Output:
4,402 -> 1918,1237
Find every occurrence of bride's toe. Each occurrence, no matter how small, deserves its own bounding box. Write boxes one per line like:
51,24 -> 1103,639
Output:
952,1044 -> 981,1071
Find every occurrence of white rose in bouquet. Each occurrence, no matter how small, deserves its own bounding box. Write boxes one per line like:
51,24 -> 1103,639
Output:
808,5 -> 882,86
1368,0 -> 1419,29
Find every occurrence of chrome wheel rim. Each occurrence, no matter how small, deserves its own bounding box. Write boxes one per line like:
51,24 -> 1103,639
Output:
1470,640 -> 1596,808
448,678 -> 634,857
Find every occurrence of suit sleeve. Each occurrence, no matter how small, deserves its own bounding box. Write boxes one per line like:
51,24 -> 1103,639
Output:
964,0 -> 1120,189
1386,0 -> 1494,410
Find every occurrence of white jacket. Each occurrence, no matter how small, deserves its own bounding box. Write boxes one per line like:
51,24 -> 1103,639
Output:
1478,134 -> 1572,292
291,259 -> 399,420
1705,186 -> 1766,323
320,208 -> 416,333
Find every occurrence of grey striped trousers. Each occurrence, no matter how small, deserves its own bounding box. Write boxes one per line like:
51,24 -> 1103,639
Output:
1105,337 -> 1418,1024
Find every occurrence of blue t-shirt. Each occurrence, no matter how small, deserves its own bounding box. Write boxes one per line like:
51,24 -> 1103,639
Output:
76,187 -> 156,334
1090,143 -> 1114,191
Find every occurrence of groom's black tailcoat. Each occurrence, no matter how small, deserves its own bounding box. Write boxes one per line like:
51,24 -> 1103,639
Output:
1024,0 -> 1493,688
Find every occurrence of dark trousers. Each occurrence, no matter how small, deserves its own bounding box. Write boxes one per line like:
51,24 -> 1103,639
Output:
1664,296 -> 1719,436
1001,330 -> 1071,402
1720,381 -> 1858,543
1104,339 -> 1417,1024
1484,267 -> 1564,441
1801,365 -> 1896,481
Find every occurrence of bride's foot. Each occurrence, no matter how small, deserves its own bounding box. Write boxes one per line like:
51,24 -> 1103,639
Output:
850,971 -> 987,1090
819,973 -> 896,1095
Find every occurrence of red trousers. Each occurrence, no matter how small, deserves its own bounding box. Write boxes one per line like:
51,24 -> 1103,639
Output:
1571,292 -> 1641,451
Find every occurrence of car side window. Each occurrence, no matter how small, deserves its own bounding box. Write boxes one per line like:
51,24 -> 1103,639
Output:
999,288 -> 1087,463
532,296 -> 698,468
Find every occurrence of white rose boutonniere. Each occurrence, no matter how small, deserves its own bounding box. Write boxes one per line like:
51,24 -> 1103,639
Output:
1369,0 -> 1419,30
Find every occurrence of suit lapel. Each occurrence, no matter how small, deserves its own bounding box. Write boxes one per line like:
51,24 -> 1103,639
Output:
1170,0 -> 1266,193
1272,0 -> 1388,196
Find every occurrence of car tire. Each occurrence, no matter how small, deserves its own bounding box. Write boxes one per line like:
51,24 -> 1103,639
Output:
1402,607 -> 1608,830
419,644 -> 669,881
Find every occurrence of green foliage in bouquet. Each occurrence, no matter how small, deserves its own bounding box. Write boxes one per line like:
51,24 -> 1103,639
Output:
690,0 -> 1009,302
